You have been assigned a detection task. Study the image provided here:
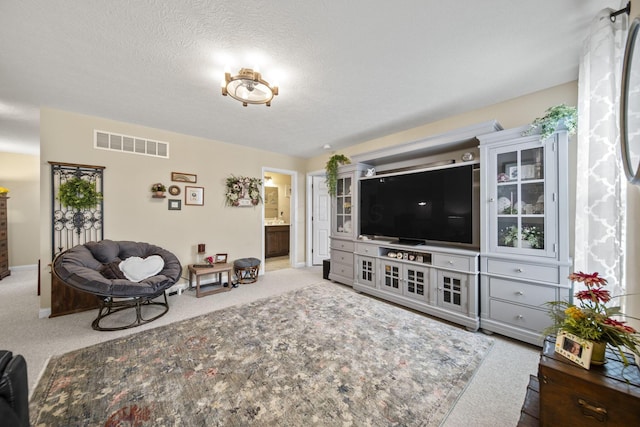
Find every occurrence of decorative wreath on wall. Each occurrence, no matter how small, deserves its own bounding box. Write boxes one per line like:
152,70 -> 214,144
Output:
225,175 -> 263,206
58,177 -> 103,210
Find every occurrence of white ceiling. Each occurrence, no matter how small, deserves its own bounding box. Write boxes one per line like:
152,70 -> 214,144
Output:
0,1 -> 618,158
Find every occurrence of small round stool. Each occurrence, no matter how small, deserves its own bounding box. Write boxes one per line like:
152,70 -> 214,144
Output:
234,257 -> 261,284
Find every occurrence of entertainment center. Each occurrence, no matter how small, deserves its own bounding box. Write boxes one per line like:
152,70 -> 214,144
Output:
329,121 -> 572,346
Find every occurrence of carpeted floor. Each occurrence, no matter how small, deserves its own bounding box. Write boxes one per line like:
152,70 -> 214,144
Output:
30,283 -> 494,426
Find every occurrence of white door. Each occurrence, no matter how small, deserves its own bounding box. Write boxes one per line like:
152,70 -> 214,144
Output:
312,175 -> 331,265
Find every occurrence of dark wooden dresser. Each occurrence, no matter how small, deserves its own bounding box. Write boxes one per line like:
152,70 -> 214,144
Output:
519,336 -> 640,426
0,195 -> 9,280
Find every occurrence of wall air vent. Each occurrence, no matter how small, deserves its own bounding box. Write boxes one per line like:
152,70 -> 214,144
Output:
94,130 -> 169,159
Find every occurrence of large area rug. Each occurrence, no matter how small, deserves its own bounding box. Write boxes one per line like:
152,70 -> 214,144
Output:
30,284 -> 494,426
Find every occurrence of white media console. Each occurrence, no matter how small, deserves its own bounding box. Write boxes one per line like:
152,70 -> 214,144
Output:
329,121 -> 572,346
353,239 -> 480,330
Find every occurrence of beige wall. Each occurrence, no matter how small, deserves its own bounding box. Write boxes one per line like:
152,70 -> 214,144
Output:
39,108 -> 307,310
308,81 -> 579,257
0,152 -> 40,266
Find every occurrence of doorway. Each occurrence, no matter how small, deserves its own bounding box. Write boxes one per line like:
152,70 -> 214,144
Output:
262,169 -> 295,272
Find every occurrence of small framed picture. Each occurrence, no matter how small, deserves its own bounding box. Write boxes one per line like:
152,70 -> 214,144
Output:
505,163 -> 518,181
171,172 -> 197,183
168,199 -> 181,210
555,330 -> 594,369
168,185 -> 181,196
185,186 -> 204,206
520,164 -> 536,180
215,253 -> 228,263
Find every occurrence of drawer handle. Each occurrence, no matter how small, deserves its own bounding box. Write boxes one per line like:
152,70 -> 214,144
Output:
516,315 -> 524,319
577,398 -> 607,422
447,260 -> 454,265
516,291 -> 524,296
489,197 -> 495,202
515,268 -> 524,273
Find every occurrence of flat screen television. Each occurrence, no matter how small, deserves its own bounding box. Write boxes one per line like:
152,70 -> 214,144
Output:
359,164 -> 478,247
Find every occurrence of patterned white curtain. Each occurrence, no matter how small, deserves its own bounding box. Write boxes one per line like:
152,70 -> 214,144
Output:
575,6 -> 628,297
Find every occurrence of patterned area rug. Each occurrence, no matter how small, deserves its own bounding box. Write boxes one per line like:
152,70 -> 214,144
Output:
30,284 -> 494,426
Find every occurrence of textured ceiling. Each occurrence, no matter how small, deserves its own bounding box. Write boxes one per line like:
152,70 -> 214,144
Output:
0,1 -> 616,158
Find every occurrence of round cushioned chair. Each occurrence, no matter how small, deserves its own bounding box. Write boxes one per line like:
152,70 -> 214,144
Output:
52,240 -> 182,331
233,257 -> 261,284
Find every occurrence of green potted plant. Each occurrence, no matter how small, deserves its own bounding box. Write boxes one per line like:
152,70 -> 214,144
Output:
545,271 -> 640,365
522,104 -> 577,141
501,225 -> 543,249
58,177 -> 103,210
151,183 -> 166,197
325,154 -> 350,196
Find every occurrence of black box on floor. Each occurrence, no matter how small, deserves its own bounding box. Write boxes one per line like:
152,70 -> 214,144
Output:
323,259 -> 330,280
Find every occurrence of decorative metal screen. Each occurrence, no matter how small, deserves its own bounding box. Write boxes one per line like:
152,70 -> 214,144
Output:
50,162 -> 105,259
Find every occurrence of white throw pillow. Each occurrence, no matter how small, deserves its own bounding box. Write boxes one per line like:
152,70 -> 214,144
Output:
119,255 -> 165,282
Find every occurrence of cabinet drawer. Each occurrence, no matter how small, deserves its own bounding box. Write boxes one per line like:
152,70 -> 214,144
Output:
331,239 -> 355,252
330,261 -> 354,280
331,250 -> 354,267
355,242 -> 376,256
432,253 -> 471,271
489,299 -> 551,332
486,259 -> 558,283
488,277 -> 556,308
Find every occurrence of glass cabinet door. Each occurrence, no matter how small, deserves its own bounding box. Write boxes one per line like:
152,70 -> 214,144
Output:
334,175 -> 353,235
493,144 -> 551,254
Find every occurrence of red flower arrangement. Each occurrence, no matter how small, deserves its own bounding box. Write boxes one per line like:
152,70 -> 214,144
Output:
546,271 -> 640,365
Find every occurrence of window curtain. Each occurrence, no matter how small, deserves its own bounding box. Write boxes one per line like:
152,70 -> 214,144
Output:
575,6 -> 628,297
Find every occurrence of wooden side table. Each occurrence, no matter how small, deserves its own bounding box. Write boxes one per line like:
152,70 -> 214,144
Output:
518,336 -> 640,426
188,263 -> 233,298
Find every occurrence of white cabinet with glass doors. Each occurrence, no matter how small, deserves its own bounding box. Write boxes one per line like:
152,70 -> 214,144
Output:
478,126 -> 572,346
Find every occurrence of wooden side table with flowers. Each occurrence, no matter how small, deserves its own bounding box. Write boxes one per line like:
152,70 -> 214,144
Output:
518,271 -> 640,426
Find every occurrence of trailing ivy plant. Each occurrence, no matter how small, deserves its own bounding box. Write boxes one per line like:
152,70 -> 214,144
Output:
325,154 -> 351,196
522,104 -> 577,141
58,177 -> 103,210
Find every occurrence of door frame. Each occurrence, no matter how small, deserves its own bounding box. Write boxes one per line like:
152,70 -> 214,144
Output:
262,167 -> 297,270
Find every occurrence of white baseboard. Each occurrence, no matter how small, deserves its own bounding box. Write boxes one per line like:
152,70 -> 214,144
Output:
9,264 -> 38,271
39,308 -> 51,319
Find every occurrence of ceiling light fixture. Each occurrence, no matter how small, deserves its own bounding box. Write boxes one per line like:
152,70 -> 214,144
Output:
221,68 -> 278,107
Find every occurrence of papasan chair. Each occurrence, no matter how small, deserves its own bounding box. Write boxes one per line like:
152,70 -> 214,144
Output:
52,239 -> 182,331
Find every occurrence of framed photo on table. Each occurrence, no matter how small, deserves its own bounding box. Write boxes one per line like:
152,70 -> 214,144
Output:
215,253 -> 228,263
185,186 -> 204,206
555,330 -> 594,369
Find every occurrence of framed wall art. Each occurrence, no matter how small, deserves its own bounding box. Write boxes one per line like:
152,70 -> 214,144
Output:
171,172 -> 197,183
185,186 -> 204,206
168,199 -> 181,210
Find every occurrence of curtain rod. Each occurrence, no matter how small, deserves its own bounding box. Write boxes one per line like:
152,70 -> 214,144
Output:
610,1 -> 630,22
